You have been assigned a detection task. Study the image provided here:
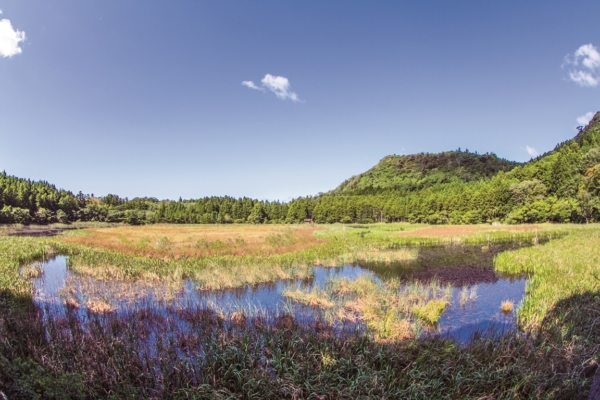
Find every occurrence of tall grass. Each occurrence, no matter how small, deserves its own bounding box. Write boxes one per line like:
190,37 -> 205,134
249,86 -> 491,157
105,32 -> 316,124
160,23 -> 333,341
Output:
283,276 -> 452,341
0,298 -> 596,398
317,222 -> 567,246
0,236 -> 55,303
495,225 -> 600,331
51,239 -> 421,290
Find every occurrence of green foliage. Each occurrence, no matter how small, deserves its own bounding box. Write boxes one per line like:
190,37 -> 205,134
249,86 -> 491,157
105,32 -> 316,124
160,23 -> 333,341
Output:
0,236 -> 52,302
411,299 -> 448,325
301,112 -> 600,224
0,356 -> 86,399
333,150 -> 520,195
3,113 -> 600,226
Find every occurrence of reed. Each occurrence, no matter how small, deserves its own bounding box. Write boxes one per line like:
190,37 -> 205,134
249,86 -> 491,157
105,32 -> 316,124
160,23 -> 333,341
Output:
459,285 -> 469,307
0,297 -> 595,398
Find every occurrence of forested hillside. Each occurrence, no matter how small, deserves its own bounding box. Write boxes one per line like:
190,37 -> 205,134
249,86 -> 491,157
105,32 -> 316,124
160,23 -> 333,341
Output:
2,112 -> 600,225
301,112 -> 600,224
334,151 -> 519,195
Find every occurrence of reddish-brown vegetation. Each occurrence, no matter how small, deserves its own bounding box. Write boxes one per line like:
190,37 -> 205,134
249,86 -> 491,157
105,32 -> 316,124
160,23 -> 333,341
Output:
62,224 -> 325,258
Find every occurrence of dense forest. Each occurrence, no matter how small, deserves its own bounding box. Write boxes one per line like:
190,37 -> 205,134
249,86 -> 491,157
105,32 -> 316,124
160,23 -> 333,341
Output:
2,112 -> 600,225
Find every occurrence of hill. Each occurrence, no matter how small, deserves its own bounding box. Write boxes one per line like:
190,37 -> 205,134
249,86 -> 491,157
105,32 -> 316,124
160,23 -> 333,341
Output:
2,112 -> 600,225
333,151 -> 520,195
305,112 -> 600,224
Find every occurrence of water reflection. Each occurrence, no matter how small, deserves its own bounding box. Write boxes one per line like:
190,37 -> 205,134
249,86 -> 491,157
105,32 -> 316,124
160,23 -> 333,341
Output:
30,243 -> 531,342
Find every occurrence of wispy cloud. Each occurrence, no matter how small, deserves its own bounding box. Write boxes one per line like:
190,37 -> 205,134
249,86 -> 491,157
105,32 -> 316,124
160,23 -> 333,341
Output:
242,81 -> 265,91
242,74 -> 301,102
564,43 -> 600,87
577,111 -> 595,126
526,145 -> 538,157
0,10 -> 26,58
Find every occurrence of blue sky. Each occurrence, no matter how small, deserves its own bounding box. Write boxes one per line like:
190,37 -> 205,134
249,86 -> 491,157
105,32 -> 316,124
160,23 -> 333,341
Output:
1,1 -> 599,200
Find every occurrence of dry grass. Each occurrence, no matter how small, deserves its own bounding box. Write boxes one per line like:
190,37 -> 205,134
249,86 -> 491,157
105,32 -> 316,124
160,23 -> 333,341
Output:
283,288 -> 335,308
58,274 -> 185,308
86,300 -> 115,314
501,300 -> 514,314
396,224 -> 545,238
282,276 -> 453,342
61,224 -> 325,258
19,263 -> 44,279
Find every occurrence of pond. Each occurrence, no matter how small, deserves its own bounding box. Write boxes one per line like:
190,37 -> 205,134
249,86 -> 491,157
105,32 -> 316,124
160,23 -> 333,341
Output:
29,241 -> 534,343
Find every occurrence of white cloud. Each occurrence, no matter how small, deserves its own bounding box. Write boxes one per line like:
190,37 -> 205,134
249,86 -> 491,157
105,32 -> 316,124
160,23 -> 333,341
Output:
564,43 -> 600,87
526,145 -> 538,157
577,111 -> 595,126
575,44 -> 600,70
0,13 -> 26,58
261,74 -> 300,102
242,74 -> 301,102
241,81 -> 264,91
569,70 -> 598,87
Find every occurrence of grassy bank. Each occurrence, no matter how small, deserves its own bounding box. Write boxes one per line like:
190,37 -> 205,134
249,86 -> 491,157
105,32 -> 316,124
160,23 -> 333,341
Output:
495,225 -> 600,331
0,236 -> 55,304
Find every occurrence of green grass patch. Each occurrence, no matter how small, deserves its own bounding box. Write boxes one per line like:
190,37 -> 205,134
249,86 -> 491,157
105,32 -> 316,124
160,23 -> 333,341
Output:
495,224 -> 600,331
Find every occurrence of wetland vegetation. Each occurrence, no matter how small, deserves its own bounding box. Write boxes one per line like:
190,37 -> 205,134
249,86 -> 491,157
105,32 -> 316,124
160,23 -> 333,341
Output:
1,116 -> 600,397
0,222 -> 599,398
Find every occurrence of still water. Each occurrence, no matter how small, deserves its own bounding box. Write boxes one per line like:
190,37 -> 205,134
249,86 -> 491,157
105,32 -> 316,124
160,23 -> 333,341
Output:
30,242 -> 530,342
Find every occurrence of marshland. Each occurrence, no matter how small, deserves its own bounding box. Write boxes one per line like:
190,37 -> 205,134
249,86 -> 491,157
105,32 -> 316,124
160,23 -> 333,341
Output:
6,2 -> 600,397
1,222 -> 599,398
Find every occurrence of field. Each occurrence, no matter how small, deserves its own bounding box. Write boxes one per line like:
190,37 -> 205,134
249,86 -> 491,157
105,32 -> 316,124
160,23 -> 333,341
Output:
61,224 -> 325,258
0,222 -> 599,398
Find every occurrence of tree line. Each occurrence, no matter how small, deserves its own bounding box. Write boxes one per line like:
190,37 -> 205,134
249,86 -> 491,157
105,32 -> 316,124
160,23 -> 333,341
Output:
2,114 -> 600,225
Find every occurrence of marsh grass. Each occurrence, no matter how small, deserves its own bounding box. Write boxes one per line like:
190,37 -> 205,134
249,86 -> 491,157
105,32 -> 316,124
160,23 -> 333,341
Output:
52,236 -> 420,292
494,225 -> 600,330
0,236 -> 54,303
0,300 -> 596,399
57,273 -> 185,310
19,263 -> 44,279
459,285 -> 469,307
469,285 -> 478,301
283,276 -> 452,341
283,287 -> 335,308
317,222 -> 566,247
85,300 -> 115,314
411,299 -> 448,325
43,223 -> 565,295
2,224 -> 600,397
